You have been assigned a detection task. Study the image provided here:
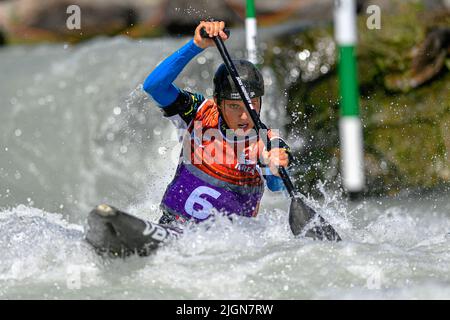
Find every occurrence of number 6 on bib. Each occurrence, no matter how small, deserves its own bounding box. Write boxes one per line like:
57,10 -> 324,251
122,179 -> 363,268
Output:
184,186 -> 221,219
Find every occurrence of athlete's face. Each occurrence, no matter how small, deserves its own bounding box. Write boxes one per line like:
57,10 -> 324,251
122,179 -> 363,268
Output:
218,98 -> 261,135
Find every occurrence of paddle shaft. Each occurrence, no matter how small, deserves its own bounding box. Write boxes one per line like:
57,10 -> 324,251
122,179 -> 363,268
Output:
212,36 -> 297,199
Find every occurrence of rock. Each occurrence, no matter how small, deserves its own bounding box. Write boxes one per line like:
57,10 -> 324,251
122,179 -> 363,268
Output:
224,0 -> 334,25
29,1 -> 137,36
0,0 -> 164,43
160,0 -> 238,35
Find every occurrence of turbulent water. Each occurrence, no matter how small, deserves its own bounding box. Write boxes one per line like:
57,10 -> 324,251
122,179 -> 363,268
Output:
1,32 -> 450,299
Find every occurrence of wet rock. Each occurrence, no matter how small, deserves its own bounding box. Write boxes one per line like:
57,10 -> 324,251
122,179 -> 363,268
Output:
0,0 -> 163,43
224,0 -> 334,25
385,27 -> 450,92
29,1 -> 138,38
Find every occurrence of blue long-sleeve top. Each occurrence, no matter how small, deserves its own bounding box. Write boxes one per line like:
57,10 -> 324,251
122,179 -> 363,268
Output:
143,39 -> 203,107
143,39 -> 286,192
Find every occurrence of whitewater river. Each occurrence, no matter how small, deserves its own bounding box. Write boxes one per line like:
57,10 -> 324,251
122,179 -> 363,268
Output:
1,33 -> 449,299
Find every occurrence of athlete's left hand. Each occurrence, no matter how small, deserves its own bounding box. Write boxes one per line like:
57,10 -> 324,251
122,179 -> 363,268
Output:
262,148 -> 289,177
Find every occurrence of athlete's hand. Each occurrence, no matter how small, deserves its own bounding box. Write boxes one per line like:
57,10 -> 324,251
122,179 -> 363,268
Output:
194,20 -> 228,49
262,148 -> 289,177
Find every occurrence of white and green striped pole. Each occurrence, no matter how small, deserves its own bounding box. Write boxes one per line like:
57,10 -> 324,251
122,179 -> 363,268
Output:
334,0 -> 365,196
246,0 -> 258,64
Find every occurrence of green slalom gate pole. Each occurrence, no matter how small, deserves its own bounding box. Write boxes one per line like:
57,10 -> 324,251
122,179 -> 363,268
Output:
246,0 -> 258,64
334,0 -> 365,196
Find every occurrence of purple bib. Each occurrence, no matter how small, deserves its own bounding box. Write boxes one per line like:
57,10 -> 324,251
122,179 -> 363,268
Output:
161,164 -> 264,222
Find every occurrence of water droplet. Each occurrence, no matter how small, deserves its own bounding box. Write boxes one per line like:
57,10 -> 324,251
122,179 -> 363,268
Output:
113,107 -> 122,115
158,147 -> 167,155
106,132 -> 115,141
272,47 -> 281,55
320,65 -> 330,74
290,69 -> 299,78
187,78 -> 196,87
84,85 -> 98,94
201,70 -> 210,79
108,117 -> 116,125
197,56 -> 206,65
15,129 -> 22,137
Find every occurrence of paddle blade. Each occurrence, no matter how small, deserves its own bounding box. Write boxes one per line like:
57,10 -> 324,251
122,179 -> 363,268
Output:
289,197 -> 342,242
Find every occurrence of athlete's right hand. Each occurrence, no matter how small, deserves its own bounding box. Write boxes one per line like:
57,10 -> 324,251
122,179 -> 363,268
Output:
194,20 -> 228,49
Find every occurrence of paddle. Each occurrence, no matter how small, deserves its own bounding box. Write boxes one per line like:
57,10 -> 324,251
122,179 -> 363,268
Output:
201,28 -> 341,241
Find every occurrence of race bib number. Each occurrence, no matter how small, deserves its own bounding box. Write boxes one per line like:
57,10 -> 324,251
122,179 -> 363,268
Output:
184,186 -> 221,219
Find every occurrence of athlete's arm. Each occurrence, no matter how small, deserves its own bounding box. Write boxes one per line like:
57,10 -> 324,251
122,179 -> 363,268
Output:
143,21 -> 228,128
261,138 -> 294,192
143,38 -> 204,107
265,173 -> 286,192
